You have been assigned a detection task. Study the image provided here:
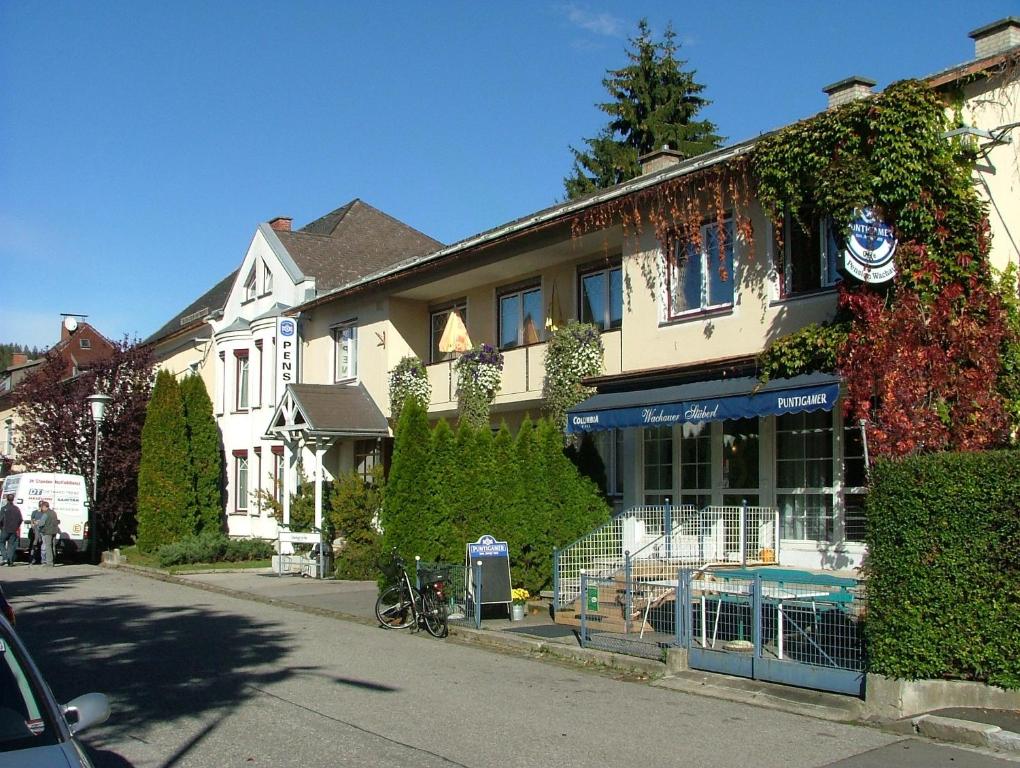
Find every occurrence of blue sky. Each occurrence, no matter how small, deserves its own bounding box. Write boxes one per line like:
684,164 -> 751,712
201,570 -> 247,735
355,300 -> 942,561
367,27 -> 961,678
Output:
2,1 -> 1017,349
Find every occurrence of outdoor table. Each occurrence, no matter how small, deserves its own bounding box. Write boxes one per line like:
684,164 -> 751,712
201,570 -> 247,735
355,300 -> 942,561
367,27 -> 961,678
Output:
638,577 -> 830,658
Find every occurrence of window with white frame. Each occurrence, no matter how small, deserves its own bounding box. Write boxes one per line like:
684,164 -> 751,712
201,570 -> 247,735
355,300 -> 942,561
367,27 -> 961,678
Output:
642,426 -> 673,507
842,420 -> 868,542
234,452 -> 249,512
243,267 -> 256,302
678,422 -> 711,509
774,211 -> 842,298
217,352 -> 226,414
253,341 -> 263,408
272,449 -> 284,503
498,283 -> 542,349
235,351 -> 249,411
667,218 -> 735,318
430,300 -> 468,363
333,322 -> 358,381
80,338 -> 91,349
722,417 -> 760,508
354,439 -> 382,484
579,262 -> 622,331
261,259 -> 273,295
775,410 -> 836,542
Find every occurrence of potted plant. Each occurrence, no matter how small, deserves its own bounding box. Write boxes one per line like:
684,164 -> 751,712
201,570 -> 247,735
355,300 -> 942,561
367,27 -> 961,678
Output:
510,588 -> 530,621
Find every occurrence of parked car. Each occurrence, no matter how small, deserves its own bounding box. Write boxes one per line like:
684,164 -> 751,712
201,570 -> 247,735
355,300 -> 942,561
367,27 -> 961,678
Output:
0,613 -> 109,765
0,583 -> 13,625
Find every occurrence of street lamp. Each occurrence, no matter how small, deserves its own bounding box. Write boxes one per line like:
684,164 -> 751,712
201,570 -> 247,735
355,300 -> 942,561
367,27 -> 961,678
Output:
86,392 -> 112,564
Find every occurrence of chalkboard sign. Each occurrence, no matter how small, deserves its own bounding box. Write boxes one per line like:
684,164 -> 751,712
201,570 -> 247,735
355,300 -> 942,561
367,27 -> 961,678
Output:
465,534 -> 513,606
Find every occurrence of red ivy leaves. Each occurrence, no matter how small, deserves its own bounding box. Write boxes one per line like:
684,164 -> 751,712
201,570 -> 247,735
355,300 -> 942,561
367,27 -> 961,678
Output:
838,272 -> 1010,458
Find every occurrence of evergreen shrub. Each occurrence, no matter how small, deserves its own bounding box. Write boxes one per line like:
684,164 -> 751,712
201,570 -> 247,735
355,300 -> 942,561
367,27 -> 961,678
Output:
156,532 -> 274,567
865,450 -> 1020,688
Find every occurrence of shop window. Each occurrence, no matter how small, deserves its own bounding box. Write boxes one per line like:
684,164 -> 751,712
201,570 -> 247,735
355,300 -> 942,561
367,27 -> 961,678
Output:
775,410 -> 837,541
842,421 -> 869,542
333,322 -> 358,381
579,263 -> 622,331
678,422 -> 711,509
430,301 -> 468,363
642,426 -> 673,506
775,211 -> 841,298
668,218 -> 734,318
592,429 -> 624,498
498,284 -> 542,349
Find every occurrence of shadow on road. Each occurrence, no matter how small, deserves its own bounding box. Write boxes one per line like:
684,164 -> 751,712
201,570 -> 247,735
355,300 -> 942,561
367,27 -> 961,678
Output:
4,570 -> 303,766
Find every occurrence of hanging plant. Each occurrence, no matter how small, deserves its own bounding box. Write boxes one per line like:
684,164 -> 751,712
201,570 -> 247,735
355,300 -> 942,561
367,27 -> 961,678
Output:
542,321 -> 605,434
454,344 -> 504,429
388,356 -> 430,426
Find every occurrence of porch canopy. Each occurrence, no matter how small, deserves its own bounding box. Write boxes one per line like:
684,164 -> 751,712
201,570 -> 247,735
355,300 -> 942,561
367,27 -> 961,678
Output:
265,383 -> 389,531
565,373 -> 840,434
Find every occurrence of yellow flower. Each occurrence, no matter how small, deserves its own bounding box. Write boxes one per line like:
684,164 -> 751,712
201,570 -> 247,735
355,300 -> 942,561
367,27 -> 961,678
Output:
511,588 -> 530,604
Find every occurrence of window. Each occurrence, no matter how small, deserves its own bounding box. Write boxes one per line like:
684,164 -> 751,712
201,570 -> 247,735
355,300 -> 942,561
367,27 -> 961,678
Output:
722,418 -> 759,507
643,426 -> 673,506
668,218 -> 735,318
678,422 -> 711,508
272,447 -> 284,504
217,352 -> 226,414
842,420 -> 868,542
592,429 -> 625,498
775,212 -> 841,298
234,452 -> 249,512
430,300 -> 468,363
579,263 -> 622,331
498,284 -> 542,349
79,338 -> 91,349
235,351 -> 249,411
261,259 -> 273,295
354,439 -> 382,484
243,267 -> 256,302
775,410 -> 836,541
333,322 -> 358,380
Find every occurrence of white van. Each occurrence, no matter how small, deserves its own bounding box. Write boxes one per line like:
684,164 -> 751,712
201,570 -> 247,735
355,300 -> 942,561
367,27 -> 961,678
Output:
1,473 -> 90,560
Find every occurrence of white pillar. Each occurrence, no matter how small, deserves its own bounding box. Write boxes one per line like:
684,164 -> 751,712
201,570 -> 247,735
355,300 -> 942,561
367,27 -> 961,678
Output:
313,440 -> 325,531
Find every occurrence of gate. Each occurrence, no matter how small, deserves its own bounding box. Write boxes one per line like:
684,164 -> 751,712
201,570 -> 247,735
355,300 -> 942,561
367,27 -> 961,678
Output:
679,569 -> 865,696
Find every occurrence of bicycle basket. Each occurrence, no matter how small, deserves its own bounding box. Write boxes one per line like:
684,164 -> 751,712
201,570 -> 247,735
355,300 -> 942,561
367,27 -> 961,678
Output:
417,568 -> 450,587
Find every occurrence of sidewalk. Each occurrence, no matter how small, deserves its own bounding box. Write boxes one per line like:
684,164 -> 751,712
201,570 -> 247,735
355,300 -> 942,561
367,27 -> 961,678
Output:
116,564 -> 1020,753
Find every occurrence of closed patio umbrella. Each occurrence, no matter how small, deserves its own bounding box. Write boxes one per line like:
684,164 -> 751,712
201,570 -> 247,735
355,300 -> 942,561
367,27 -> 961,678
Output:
438,310 -> 471,353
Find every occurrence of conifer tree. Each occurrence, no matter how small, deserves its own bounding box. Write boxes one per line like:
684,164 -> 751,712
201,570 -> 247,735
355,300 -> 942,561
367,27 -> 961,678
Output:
380,399 -> 433,561
461,425 -> 495,551
181,374 -> 224,534
426,419 -> 459,562
564,19 -> 721,199
136,370 -> 194,551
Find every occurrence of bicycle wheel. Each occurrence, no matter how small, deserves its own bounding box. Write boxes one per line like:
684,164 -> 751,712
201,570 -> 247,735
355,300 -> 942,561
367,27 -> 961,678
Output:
420,590 -> 449,638
375,584 -> 417,629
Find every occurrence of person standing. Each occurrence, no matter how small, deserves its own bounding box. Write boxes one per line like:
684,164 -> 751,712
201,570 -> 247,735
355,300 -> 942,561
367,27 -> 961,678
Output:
39,501 -> 59,567
29,501 -> 45,564
1,493 -> 22,566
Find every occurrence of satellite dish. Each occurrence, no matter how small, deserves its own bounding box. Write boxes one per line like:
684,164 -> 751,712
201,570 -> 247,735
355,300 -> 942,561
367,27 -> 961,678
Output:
63,316 -> 78,333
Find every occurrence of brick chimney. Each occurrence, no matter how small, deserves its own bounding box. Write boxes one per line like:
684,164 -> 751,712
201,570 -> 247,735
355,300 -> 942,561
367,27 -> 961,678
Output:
269,216 -> 292,232
639,146 -> 685,176
970,17 -> 1020,59
10,354 -> 27,366
823,76 -> 876,110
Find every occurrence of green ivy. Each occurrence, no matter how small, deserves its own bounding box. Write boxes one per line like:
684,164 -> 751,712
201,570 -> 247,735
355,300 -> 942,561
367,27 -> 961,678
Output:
757,322 -> 849,382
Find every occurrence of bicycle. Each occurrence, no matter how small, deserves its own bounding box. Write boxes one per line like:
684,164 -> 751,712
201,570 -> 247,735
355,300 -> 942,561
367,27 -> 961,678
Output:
374,551 -> 449,638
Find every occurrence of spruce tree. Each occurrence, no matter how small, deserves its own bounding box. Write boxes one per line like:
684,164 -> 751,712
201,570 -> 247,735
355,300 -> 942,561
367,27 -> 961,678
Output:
564,19 -> 721,199
136,370 -> 194,551
181,374 -> 224,534
460,425 -> 495,553
426,419 -> 459,562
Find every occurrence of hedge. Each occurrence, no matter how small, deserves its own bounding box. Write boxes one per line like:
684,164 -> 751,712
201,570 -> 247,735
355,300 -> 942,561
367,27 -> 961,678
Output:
865,449 -> 1020,688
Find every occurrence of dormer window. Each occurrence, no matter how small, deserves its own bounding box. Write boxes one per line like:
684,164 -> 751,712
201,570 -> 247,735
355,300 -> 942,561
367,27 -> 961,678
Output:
244,267 -> 257,302
262,260 -> 273,295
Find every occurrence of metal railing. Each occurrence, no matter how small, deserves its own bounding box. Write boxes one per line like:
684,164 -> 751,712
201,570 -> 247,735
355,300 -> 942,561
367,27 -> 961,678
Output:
554,504 -> 779,610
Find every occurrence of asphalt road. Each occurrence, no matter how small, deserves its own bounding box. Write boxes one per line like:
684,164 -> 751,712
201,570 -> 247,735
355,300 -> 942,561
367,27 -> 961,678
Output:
1,564 -> 1016,768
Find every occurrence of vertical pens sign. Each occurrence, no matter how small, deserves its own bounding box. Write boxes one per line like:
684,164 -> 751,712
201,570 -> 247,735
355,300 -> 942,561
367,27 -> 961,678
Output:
276,318 -> 297,404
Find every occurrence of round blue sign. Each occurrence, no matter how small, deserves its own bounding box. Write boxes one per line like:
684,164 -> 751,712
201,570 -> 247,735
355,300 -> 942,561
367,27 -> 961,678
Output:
279,319 -> 295,337
841,207 -> 897,284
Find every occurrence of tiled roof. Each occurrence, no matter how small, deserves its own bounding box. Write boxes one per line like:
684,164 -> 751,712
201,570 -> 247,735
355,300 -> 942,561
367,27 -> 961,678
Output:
146,270 -> 237,345
283,383 -> 388,436
275,199 -> 442,292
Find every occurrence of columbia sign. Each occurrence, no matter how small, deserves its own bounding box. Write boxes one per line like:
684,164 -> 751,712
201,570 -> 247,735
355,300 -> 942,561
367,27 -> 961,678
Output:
841,207 -> 897,284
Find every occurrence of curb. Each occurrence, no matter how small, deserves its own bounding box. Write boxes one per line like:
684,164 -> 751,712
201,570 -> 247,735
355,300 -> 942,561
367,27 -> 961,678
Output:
913,714 -> 1020,754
